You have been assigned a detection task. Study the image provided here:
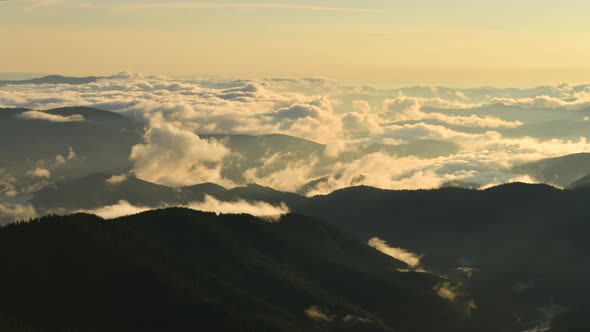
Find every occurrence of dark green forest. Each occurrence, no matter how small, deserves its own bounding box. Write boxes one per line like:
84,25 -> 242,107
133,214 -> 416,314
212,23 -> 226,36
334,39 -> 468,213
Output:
0,209 -> 477,332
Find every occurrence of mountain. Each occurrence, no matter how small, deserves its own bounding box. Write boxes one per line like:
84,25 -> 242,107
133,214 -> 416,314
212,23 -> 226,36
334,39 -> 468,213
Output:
16,177 -> 590,330
514,153 -> 590,187
0,75 -> 99,86
29,173 -> 178,214
567,174 -> 590,190
294,183 -> 590,331
0,107 -> 141,175
0,209 -> 475,332
28,173 -> 307,216
0,108 -> 463,200
439,180 -> 482,189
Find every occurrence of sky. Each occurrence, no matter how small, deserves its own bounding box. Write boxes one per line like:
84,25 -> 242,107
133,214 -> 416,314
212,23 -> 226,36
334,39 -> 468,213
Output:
1,0 -> 590,86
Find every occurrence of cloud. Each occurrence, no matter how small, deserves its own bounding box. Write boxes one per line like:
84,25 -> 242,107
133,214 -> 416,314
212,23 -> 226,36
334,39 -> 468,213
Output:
0,202 -> 37,225
0,171 -> 18,198
492,94 -> 590,111
243,154 -> 320,193
79,197 -> 289,220
382,97 -> 521,129
54,148 -> 77,166
129,114 -> 230,187
260,97 -> 344,142
433,282 -> 460,301
304,306 -> 333,322
27,168 -> 50,179
368,237 -> 421,267
22,148 -> 78,182
341,102 -> 383,136
5,73 -> 590,195
18,110 -> 84,122
187,195 -> 289,221
79,200 -> 151,219
106,174 -> 127,185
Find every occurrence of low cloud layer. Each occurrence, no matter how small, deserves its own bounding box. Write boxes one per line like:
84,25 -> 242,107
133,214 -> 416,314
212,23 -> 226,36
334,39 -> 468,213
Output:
188,195 -> 289,221
19,110 -> 84,122
79,197 -> 289,220
79,200 -> 151,219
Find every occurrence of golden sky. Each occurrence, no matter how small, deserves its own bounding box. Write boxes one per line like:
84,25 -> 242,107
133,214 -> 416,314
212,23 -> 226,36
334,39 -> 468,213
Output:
2,0 -> 590,87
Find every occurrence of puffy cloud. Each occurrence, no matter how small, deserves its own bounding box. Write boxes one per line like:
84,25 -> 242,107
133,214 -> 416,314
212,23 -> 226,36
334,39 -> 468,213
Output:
130,114 -> 230,187
260,97 -> 344,142
368,237 -> 422,268
27,168 -> 50,179
22,148 -> 78,182
383,97 -> 423,121
243,155 -> 320,193
18,111 -> 84,122
341,111 -> 383,136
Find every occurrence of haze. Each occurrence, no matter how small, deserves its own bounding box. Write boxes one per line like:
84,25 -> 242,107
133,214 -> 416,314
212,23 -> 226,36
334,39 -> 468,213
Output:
3,0 -> 590,86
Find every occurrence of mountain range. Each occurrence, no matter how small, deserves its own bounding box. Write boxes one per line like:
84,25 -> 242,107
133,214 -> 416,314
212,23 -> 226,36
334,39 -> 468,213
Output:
8,171 -> 590,331
3,88 -> 590,331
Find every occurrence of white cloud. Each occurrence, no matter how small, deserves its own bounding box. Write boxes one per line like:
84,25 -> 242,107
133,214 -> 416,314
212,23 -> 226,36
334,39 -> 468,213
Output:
78,197 -> 289,221
382,97 -> 521,129
492,94 -> 590,111
368,237 -> 421,268
79,200 -> 151,219
243,154 -> 320,193
18,111 -> 84,122
188,195 -> 289,221
129,114 -> 230,187
27,168 -> 50,179
106,174 -> 127,185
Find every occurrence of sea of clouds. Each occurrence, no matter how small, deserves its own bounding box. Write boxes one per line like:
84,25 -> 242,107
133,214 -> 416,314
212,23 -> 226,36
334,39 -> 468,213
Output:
3,72 -> 590,221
